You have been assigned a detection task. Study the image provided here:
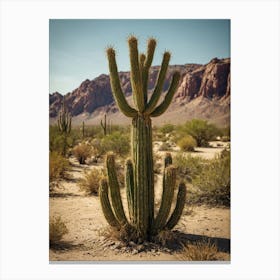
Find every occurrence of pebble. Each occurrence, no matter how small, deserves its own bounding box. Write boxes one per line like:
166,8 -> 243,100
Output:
129,241 -> 136,247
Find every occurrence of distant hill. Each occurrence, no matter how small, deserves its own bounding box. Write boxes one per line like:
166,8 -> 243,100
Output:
49,57 -> 230,127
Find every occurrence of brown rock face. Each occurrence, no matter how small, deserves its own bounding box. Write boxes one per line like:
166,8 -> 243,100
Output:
175,58 -> 230,101
49,57 -> 230,126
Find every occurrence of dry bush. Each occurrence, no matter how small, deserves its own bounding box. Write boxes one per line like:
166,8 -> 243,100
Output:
153,230 -> 176,247
158,142 -> 172,151
194,149 -> 230,206
177,135 -> 197,152
72,142 -> 92,164
103,225 -> 140,244
49,151 -> 71,182
49,216 -> 69,246
178,239 -> 219,261
78,168 -> 104,195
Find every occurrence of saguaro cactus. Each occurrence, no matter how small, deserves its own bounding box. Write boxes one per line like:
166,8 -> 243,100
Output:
100,114 -> 108,135
58,97 -> 71,134
57,97 -> 72,156
100,36 -> 186,240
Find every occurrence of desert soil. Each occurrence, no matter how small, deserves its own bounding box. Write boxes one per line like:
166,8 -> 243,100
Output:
50,141 -> 230,262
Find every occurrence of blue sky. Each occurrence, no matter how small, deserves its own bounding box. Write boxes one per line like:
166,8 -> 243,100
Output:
49,19 -> 230,94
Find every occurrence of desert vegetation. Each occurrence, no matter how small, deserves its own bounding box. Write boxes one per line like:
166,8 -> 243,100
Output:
49,36 -> 230,261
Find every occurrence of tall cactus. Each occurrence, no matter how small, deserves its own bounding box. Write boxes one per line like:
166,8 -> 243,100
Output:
100,36 -> 186,240
57,97 -> 72,156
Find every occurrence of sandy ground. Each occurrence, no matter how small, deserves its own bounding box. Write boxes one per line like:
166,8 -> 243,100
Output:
50,142 -> 230,262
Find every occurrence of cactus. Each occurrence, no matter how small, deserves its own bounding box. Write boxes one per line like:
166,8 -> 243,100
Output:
100,114 -> 107,135
57,97 -> 72,156
82,121 -> 85,139
100,36 -> 186,240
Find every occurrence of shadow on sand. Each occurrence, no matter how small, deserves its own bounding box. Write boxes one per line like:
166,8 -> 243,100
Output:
49,192 -> 82,198
50,241 -> 86,251
173,231 -> 230,253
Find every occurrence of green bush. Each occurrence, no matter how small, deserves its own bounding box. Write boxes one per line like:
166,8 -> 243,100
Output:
174,149 -> 230,206
49,151 -> 71,182
49,216 -> 69,246
159,123 -> 175,134
49,125 -> 78,155
78,168 -> 104,195
174,153 -> 205,182
177,135 -> 197,152
183,119 -> 219,147
72,142 -> 93,164
193,149 -> 230,206
100,131 -> 130,157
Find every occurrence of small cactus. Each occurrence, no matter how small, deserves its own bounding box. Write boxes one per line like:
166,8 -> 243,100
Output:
58,97 -> 71,134
57,97 -> 72,156
100,114 -> 107,135
100,36 -> 186,241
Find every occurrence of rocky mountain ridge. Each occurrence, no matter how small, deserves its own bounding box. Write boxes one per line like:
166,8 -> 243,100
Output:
49,57 -> 230,126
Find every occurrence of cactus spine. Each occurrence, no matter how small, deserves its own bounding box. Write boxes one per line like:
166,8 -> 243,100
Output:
100,36 -> 186,240
57,97 -> 72,156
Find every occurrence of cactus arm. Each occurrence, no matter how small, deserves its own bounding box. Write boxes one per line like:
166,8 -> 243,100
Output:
99,178 -> 121,229
139,53 -> 146,103
125,159 -> 135,223
106,154 -> 128,226
106,48 -> 137,118
142,38 -> 156,104
165,182 -> 186,230
150,71 -> 180,117
128,36 -> 145,112
144,38 -> 156,71
152,165 -> 176,234
144,52 -> 171,115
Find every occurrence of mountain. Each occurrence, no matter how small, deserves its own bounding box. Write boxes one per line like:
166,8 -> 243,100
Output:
49,57 -> 230,127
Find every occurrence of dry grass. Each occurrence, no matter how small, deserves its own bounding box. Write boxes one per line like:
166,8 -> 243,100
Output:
102,225 -> 140,244
49,151 -> 71,182
154,230 -> 176,247
49,216 -> 69,246
177,135 -> 197,152
78,168 -> 103,195
72,143 -> 92,164
178,239 -> 220,261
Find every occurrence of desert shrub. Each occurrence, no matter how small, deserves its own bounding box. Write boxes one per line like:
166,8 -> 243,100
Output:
178,239 -> 220,261
158,142 -> 172,151
183,119 -> 219,147
193,149 -> 230,206
159,123 -> 175,134
49,151 -> 71,181
72,142 -> 92,164
78,168 -> 104,195
174,153 -> 205,182
100,131 -> 130,157
50,125 -> 79,155
91,138 -> 105,157
177,135 -> 197,152
174,149 -> 230,206
49,216 -> 69,246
